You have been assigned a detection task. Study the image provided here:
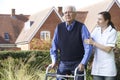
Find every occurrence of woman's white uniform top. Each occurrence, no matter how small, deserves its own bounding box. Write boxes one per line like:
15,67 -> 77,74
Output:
91,25 -> 117,76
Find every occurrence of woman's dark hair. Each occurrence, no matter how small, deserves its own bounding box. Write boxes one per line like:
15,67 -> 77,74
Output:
99,11 -> 116,29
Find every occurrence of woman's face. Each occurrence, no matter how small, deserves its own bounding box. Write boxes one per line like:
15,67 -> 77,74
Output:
97,14 -> 108,27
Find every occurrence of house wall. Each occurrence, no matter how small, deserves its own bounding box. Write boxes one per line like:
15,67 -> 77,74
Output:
30,10 -> 62,50
0,47 -> 20,51
35,10 -> 62,39
17,44 -> 30,50
109,3 -> 120,31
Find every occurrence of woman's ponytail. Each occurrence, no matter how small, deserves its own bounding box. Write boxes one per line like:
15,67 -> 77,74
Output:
99,11 -> 116,29
108,21 -> 116,29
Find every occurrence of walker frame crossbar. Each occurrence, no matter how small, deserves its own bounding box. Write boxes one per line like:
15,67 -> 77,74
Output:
45,65 -> 86,80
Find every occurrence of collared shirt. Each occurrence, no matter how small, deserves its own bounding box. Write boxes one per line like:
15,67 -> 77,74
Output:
66,21 -> 76,31
50,20 -> 92,65
91,25 -> 117,76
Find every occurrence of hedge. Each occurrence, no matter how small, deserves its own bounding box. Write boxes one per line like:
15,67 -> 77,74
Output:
0,50 -> 119,80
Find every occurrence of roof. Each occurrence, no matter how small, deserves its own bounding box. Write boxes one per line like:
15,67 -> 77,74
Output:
80,0 -> 120,32
0,14 -> 29,44
16,7 -> 64,44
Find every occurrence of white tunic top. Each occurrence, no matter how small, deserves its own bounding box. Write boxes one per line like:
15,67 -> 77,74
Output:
91,25 -> 117,76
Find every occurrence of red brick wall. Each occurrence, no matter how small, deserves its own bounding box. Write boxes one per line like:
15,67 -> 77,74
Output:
109,3 -> 120,31
30,10 -> 62,49
0,47 -> 21,51
33,10 -> 62,40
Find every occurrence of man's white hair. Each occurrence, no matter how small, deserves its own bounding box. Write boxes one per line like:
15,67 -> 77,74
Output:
63,6 -> 76,13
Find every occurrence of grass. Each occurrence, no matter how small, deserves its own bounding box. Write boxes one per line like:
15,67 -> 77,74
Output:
0,55 -> 42,80
0,51 -> 94,80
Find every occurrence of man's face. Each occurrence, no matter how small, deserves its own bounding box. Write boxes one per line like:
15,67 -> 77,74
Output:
63,7 -> 76,24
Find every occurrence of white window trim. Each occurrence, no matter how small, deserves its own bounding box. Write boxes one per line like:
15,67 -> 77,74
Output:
4,33 -> 10,41
40,31 -> 50,41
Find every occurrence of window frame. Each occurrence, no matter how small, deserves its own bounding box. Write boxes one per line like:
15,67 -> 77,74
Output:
4,33 -> 10,41
40,31 -> 50,41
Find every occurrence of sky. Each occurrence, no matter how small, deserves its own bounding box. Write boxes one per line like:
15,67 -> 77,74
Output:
0,0 -> 120,15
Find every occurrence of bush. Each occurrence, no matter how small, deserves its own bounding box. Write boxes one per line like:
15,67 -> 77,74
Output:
0,51 -> 51,67
0,50 -> 119,80
30,38 -> 51,50
114,47 -> 120,80
0,56 -> 40,80
0,51 -> 51,80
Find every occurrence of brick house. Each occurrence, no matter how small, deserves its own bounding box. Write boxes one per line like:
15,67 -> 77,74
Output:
0,9 -> 29,50
16,0 -> 120,50
80,0 -> 120,32
15,7 -> 63,50
15,7 -> 88,50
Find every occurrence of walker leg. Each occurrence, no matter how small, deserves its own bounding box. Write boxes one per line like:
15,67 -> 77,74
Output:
45,75 -> 48,80
74,76 -> 78,80
84,70 -> 86,80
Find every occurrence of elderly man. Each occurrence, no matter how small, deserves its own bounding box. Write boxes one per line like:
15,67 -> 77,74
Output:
50,6 -> 92,80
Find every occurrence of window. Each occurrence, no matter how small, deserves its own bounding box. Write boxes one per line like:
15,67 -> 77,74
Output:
30,21 -> 34,26
4,33 -> 10,41
40,31 -> 50,41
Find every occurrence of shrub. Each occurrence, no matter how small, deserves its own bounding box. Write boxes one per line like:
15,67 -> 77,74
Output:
0,51 -> 51,80
114,47 -> 120,80
0,50 -> 119,80
0,56 -> 41,80
30,38 -> 51,50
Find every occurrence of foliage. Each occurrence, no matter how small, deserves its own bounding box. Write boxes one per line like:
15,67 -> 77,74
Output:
0,50 -> 119,80
0,56 -> 41,80
116,31 -> 120,48
0,51 -> 51,80
30,38 -> 51,50
113,48 -> 120,80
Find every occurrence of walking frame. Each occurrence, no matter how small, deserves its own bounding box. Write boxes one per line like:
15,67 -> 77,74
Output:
45,65 -> 86,80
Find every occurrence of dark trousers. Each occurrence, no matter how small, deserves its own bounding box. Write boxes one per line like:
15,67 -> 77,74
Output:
57,60 -> 84,80
93,75 -> 116,80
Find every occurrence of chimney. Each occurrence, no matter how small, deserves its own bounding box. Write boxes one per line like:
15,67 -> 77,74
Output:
11,9 -> 15,17
58,7 -> 63,16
